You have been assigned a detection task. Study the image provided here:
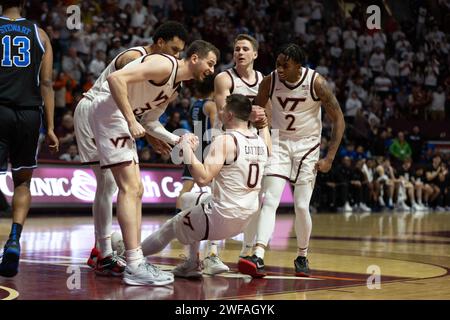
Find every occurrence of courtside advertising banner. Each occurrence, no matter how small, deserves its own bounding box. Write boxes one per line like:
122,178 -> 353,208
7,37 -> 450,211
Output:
0,166 -> 294,207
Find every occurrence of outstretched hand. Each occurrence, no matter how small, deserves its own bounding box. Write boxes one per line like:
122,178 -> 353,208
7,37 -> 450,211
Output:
145,134 -> 172,156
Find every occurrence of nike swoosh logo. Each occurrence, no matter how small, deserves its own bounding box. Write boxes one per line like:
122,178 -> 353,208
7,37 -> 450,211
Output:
256,262 -> 264,268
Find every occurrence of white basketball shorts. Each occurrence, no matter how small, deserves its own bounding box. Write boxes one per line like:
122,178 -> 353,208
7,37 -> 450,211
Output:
74,97 -> 99,164
173,192 -> 250,244
91,94 -> 139,169
264,135 -> 320,185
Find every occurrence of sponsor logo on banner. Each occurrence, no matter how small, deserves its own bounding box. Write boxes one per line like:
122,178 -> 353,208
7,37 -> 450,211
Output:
0,166 -> 294,206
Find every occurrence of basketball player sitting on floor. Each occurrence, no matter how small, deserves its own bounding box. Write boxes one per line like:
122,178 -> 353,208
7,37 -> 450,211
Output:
141,94 -> 269,278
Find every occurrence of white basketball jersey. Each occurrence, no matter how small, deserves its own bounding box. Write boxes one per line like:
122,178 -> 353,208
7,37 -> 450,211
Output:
270,68 -> 322,139
211,130 -> 268,219
83,46 -> 147,101
225,68 -> 263,103
98,53 -> 180,120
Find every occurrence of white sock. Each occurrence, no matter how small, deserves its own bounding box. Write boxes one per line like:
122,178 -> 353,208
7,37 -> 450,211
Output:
189,243 -> 199,261
92,166 -> 116,250
297,247 -> 308,257
240,244 -> 253,258
141,218 -> 175,256
125,247 -> 144,271
207,241 -> 219,256
98,235 -> 113,258
294,184 -> 313,258
254,245 -> 265,259
255,176 -> 286,246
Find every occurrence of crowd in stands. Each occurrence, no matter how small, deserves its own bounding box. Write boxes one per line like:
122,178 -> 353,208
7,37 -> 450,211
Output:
10,0 -> 449,212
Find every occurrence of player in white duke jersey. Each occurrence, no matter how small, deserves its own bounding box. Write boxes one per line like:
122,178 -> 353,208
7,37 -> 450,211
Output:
239,43 -> 345,278
140,94 -> 269,279
200,34 -> 269,274
73,22 -> 188,277
88,40 -> 219,286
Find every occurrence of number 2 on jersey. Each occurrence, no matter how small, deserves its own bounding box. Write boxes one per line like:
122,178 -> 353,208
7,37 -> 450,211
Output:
1,35 -> 31,67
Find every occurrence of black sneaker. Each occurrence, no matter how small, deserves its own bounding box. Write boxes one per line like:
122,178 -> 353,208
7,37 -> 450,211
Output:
0,239 -> 21,277
238,255 -> 266,278
294,256 -> 310,277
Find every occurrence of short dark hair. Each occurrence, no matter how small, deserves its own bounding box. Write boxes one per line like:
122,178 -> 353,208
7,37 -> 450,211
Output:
152,21 -> 188,43
185,40 -> 220,61
0,0 -> 25,10
278,43 -> 305,65
194,73 -> 216,97
225,94 -> 252,121
234,34 -> 259,51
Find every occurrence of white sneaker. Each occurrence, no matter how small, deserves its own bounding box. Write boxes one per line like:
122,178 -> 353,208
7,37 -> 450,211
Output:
343,202 -> 353,212
203,255 -> 230,275
123,262 -> 174,286
378,196 -> 386,207
359,203 -> 372,212
111,231 -> 125,257
411,203 -> 422,211
172,257 -> 203,278
396,202 -> 410,211
416,203 -> 426,211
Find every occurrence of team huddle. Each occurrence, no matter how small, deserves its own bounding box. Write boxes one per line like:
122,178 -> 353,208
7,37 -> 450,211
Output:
0,1 -> 345,286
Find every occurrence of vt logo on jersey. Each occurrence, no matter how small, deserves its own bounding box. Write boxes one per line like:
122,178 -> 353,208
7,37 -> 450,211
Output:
110,136 -> 131,148
276,97 -> 306,111
133,90 -> 170,116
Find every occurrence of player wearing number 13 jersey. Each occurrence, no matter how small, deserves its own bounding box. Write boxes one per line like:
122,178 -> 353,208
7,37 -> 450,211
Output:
239,43 -> 345,278
0,0 -> 58,278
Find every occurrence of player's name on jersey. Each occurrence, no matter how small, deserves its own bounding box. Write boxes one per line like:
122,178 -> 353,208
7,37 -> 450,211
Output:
0,24 -> 31,35
245,145 -> 266,156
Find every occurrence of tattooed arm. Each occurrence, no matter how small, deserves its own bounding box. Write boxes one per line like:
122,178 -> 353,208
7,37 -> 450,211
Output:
314,74 -> 345,173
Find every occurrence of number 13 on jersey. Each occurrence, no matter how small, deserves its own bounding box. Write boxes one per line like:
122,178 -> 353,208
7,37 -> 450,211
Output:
1,35 -> 31,67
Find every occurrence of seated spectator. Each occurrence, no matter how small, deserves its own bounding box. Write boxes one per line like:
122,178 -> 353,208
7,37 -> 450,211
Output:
53,71 -> 76,122
412,165 -> 433,211
425,155 -> 448,211
344,92 -> 362,121
62,47 -> 85,85
408,126 -> 424,162
339,142 -> 357,160
374,71 -> 392,98
389,131 -> 412,165
395,158 -> 424,211
369,46 -> 385,75
165,111 -> 183,133
59,144 -> 81,162
88,50 -> 106,79
355,145 -> 369,160
139,147 -> 156,164
428,86 -> 446,120
362,158 -> 378,208
352,159 -> 372,212
314,164 -> 339,212
55,112 -> 76,153
374,157 -> 395,209
408,84 -> 432,119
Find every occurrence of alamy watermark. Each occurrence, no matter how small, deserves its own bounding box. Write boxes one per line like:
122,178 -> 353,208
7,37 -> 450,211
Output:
66,5 -> 81,30
66,265 -> 81,290
366,265 -> 381,289
366,5 -> 381,30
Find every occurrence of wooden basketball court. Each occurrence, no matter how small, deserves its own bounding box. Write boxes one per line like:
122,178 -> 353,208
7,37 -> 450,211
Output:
1,211 -> 449,300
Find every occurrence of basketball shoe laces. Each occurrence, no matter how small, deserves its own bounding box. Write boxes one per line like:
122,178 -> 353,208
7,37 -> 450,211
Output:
142,261 -> 163,276
178,254 -> 203,269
